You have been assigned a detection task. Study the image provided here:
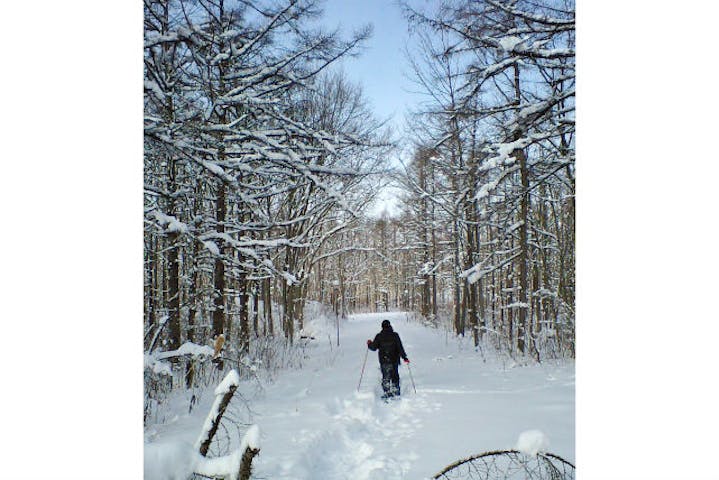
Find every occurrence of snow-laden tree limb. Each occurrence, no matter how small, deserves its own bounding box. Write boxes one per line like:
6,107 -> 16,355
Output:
195,370 -> 242,456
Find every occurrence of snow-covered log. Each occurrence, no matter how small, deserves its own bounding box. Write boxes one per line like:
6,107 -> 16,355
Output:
193,425 -> 261,480
195,369 -> 241,456
154,341 -> 214,361
191,370 -> 260,480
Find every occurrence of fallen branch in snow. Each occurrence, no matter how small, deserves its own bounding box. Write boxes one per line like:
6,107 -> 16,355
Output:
196,370 -> 241,456
192,371 -> 261,480
155,342 -> 215,361
144,342 -> 216,381
432,449 -> 575,479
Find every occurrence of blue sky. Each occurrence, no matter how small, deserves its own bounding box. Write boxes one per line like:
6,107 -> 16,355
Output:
320,0 -> 419,134
319,0 -> 423,215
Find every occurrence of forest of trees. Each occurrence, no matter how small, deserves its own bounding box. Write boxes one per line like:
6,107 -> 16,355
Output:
144,0 -> 575,400
302,0 -> 576,360
393,0 -> 576,359
144,0 -> 389,363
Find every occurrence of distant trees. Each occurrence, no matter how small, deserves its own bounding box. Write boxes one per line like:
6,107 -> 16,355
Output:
144,0 -> 388,377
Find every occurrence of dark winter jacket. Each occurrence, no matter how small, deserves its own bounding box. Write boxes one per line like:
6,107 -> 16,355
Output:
368,325 -> 408,366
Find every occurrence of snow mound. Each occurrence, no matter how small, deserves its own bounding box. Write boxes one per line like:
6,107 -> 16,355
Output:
243,424 -> 261,450
516,430 -> 549,456
144,354 -> 172,376
144,441 -> 198,480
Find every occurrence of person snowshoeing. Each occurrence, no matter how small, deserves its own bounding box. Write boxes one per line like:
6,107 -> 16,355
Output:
366,319 -> 409,398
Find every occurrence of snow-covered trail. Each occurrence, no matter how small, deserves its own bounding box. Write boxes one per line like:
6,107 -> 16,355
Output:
144,311 -> 573,479
250,311 -> 574,479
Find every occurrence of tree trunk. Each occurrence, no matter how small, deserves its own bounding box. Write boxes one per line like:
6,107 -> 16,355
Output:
464,181 -> 479,347
516,145 -> 529,356
282,277 -> 294,343
514,62 -> 529,356
197,383 -> 237,457
338,252 -> 346,318
238,446 -> 260,480
264,276 -> 273,336
212,182 -> 226,368
185,237 -> 200,388
453,216 -> 463,336
145,236 -> 157,347
252,282 -> 259,337
238,270 -> 250,355
166,174 -> 182,352
507,266 -> 514,353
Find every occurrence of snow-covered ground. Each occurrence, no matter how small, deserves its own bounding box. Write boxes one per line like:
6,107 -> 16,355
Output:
145,311 -> 574,479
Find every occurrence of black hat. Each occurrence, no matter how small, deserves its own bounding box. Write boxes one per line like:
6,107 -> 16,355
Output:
381,320 -> 391,328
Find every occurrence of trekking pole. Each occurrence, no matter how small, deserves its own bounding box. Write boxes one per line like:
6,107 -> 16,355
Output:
357,347 -> 369,392
406,362 -> 417,394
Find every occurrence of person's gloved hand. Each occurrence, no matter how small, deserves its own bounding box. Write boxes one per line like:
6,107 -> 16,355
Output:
367,339 -> 372,346
404,358 -> 410,364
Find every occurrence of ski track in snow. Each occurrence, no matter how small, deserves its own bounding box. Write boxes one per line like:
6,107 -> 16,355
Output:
145,311 -> 574,480
252,311 -> 573,479
286,392 -> 433,480
255,312 -> 441,480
